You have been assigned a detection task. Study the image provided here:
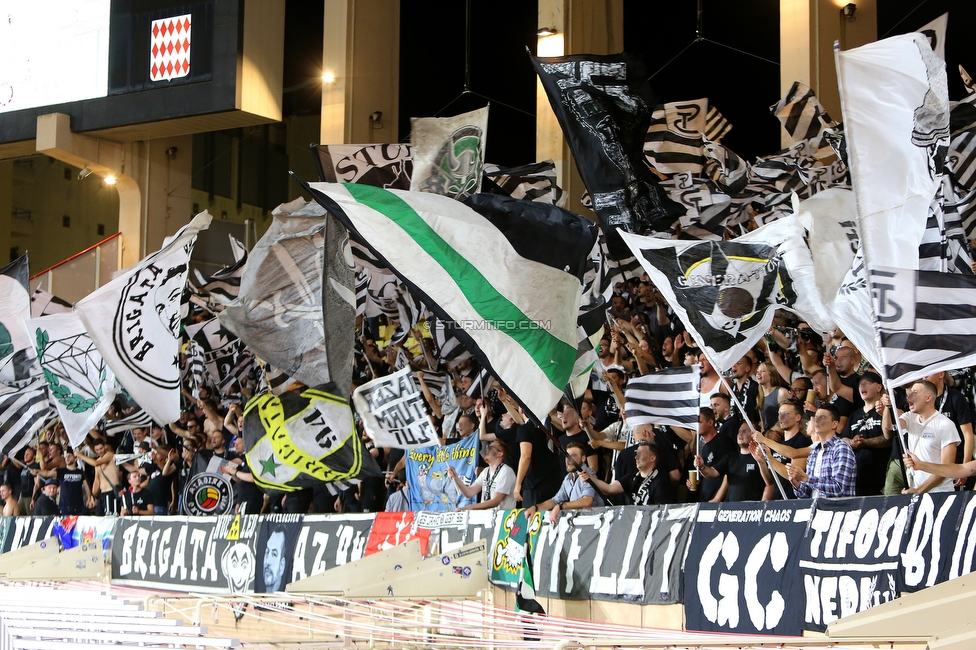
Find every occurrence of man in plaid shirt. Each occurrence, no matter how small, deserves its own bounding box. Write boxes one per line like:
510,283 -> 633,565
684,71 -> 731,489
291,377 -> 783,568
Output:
788,404 -> 857,498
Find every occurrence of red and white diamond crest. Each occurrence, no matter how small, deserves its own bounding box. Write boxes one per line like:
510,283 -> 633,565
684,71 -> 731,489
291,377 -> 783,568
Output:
150,14 -> 191,82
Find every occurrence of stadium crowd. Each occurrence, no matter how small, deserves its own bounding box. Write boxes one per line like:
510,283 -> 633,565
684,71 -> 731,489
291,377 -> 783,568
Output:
3,273 -> 972,517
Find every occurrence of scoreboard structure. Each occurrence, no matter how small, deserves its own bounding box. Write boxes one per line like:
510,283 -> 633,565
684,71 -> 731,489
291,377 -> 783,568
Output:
0,0 -> 285,266
0,0 -> 284,157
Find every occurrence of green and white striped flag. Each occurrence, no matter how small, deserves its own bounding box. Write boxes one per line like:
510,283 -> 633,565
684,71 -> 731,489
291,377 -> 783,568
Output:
307,183 -> 583,422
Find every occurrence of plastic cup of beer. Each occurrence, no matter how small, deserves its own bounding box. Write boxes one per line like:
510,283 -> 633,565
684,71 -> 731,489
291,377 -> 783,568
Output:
688,469 -> 699,491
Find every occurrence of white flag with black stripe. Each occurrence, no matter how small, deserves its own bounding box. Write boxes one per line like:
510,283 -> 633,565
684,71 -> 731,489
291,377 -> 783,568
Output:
872,266 -> 976,387
624,365 -> 700,430
0,380 -> 50,457
103,408 -> 153,436
644,99 -> 707,175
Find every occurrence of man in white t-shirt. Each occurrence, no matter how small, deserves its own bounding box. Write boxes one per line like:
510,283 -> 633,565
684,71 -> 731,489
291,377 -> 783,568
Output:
882,380 -> 957,493
447,440 -> 516,510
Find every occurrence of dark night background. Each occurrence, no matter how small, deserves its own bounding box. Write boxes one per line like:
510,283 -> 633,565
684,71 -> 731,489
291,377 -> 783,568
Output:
284,0 -> 976,168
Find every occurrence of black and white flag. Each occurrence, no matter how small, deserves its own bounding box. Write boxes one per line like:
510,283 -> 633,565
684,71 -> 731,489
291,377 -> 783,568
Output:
644,98 -> 707,175
624,365 -> 700,429
531,52 -> 683,258
770,81 -> 835,144
621,216 -> 831,371
0,380 -> 50,458
29,287 -> 72,319
314,143 -> 413,190
484,159 -> 563,205
76,212 -> 211,425
104,408 -> 154,436
872,266 -> 976,387
352,367 -> 438,449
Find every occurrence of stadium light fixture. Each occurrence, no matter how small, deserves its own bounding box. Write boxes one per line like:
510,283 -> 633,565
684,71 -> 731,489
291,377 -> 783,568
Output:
321,71 -> 336,84
842,3 -> 856,20
537,27 -> 557,37
77,165 -> 93,180
103,174 -> 117,185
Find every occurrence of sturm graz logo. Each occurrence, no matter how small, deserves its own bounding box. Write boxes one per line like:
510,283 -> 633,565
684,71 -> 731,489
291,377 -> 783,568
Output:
183,472 -> 234,516
419,125 -> 483,200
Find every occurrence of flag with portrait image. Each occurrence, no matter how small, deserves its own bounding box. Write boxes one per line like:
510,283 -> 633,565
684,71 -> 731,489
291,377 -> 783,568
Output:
410,108 -> 487,201
76,212 -> 211,425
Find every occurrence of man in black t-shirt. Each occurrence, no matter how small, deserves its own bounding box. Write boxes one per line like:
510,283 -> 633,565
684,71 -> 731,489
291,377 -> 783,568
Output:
710,393 -> 740,442
17,447 -> 38,515
825,344 -> 863,429
752,400 -> 811,499
52,450 -> 89,515
120,470 -> 153,516
840,372 -> 891,496
694,408 -> 737,502
556,404 -> 597,473
696,422 -> 772,502
613,425 -> 680,496
144,445 -> 178,515
581,442 -> 672,505
514,423 -> 562,507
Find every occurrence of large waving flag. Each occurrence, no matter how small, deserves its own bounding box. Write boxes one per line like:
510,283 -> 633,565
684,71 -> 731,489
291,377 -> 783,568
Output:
221,198 -> 355,396
76,212 -> 212,425
242,386 -> 381,493
306,183 -> 586,423
624,365 -> 700,430
837,32 -> 947,272
531,53 -> 683,257
622,216 -> 830,371
838,33 -> 955,383
27,312 -> 119,447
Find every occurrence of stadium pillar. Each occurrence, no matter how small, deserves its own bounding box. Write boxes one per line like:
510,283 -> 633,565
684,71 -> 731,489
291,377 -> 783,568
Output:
35,113 -> 142,267
536,0 -> 623,217
779,0 -> 877,147
320,0 -> 400,145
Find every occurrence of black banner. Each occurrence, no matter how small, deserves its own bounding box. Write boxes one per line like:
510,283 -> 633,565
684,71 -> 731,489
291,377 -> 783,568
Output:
113,515 -> 260,593
0,516 -> 56,552
684,502 -> 809,635
289,514 -> 375,584
798,496 -> 909,632
531,505 -> 694,605
898,491 -> 976,594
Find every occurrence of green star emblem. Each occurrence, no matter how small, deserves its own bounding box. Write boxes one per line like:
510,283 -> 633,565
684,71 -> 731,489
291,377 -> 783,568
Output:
259,455 -> 281,478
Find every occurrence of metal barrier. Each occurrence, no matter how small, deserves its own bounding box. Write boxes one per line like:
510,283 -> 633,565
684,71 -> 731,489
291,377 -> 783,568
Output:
29,232 -> 122,304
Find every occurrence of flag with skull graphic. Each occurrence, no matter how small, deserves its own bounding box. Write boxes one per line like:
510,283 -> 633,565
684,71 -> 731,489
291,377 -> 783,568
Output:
621,216 -> 831,371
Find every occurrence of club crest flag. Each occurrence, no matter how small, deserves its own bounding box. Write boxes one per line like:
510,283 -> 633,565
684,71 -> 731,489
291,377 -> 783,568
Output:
0,254 -> 35,385
75,211 -> 212,425
306,182 -> 582,424
150,14 -> 191,82
242,387 -> 382,494
409,107 -> 488,201
27,312 -> 119,447
621,216 -> 830,371
352,367 -> 438,449
405,434 -> 479,511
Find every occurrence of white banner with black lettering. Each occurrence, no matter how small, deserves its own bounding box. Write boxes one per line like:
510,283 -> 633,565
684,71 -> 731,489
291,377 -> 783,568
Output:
352,367 -> 438,448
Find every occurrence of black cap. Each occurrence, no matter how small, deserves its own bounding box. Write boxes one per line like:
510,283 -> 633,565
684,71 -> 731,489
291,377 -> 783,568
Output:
860,371 -> 883,386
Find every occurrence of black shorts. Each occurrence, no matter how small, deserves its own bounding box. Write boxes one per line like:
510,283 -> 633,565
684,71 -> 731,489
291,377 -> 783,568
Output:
97,491 -> 120,516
